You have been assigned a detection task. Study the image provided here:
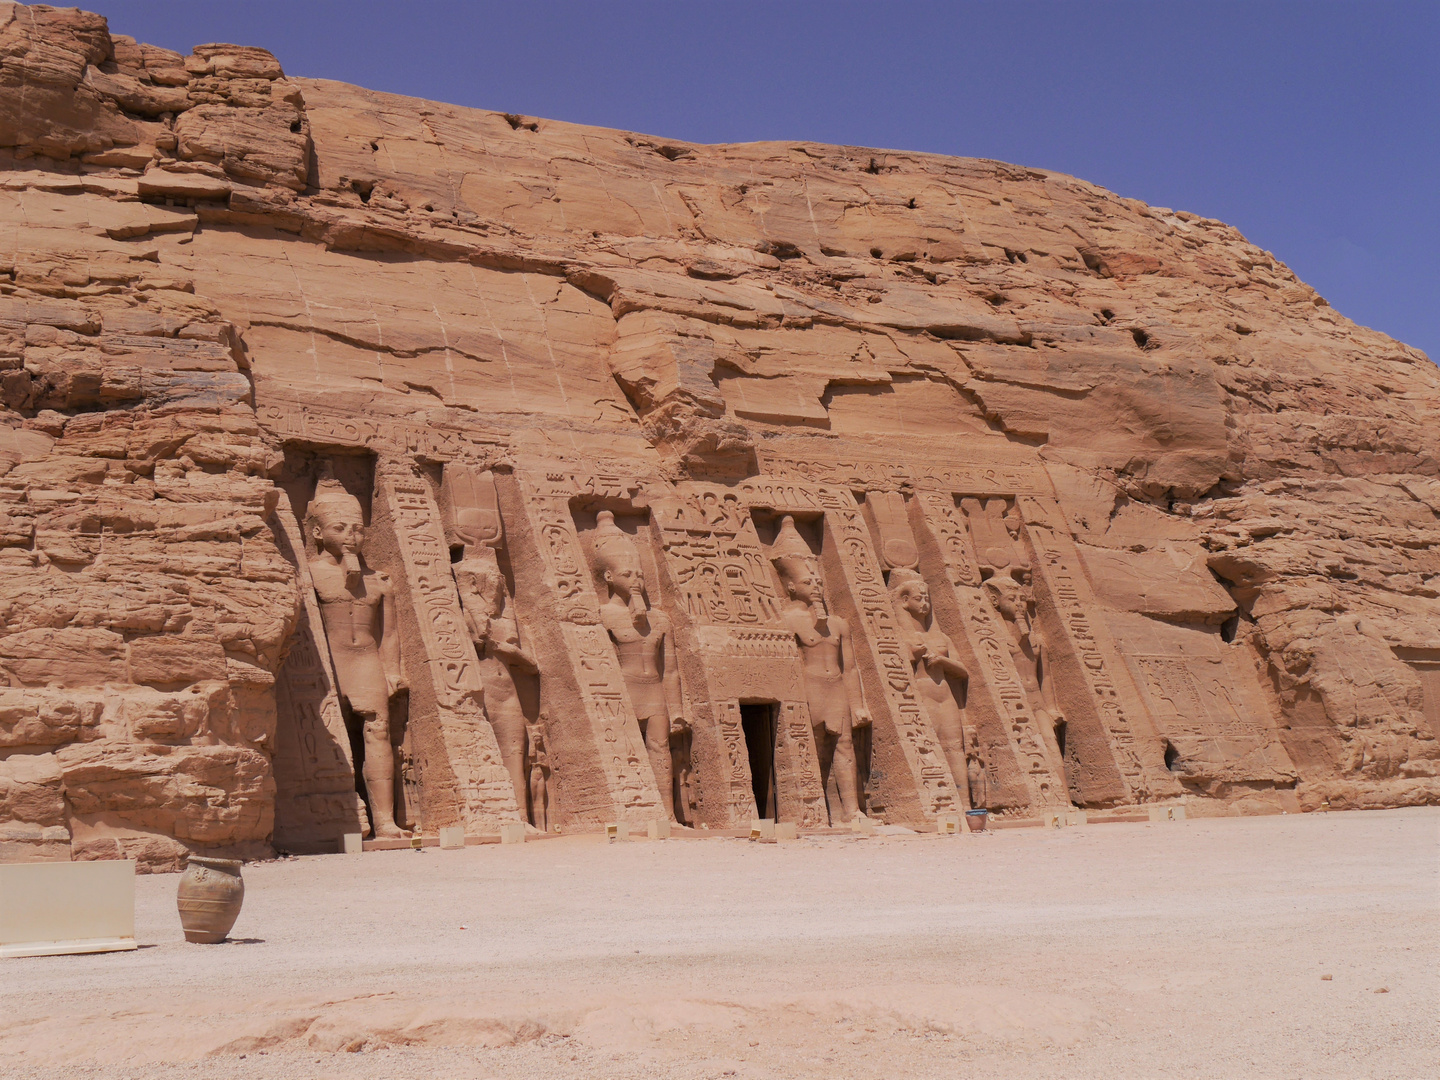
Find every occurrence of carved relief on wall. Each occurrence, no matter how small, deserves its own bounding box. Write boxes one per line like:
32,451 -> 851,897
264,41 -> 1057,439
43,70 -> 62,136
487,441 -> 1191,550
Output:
441,463 -> 542,828
586,509 -> 688,821
726,479 -> 962,825
1017,500 -> 1181,803
768,514 -> 872,824
512,470 -> 662,825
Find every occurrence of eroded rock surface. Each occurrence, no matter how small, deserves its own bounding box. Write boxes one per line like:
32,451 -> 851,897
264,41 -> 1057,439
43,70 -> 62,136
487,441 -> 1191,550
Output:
0,3 -> 1435,868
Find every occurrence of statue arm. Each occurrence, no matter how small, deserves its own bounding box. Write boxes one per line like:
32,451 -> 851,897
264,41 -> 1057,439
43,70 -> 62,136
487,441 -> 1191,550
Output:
934,636 -> 970,685
488,620 -> 538,673
378,574 -> 407,696
661,620 -> 688,733
838,618 -> 871,728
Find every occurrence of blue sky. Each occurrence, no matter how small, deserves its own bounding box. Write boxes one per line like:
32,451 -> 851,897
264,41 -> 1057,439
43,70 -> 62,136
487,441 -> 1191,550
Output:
97,1 -> 1438,360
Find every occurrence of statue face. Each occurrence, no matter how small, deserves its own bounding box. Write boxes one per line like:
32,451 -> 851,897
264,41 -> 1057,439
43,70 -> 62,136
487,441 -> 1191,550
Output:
900,582 -> 931,619
312,506 -> 363,558
785,562 -> 823,606
604,560 -> 645,601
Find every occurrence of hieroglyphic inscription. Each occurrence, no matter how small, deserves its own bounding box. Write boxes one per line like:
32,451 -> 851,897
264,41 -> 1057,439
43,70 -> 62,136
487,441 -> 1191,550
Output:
517,471 -> 662,818
1134,655 -> 1253,741
259,403 -> 505,463
912,490 -> 1068,809
663,484 -> 785,627
385,477 -> 487,704
696,627 -> 800,659
757,452 -> 1050,497
1020,508 -> 1174,799
778,699 -> 827,827
827,495 -> 958,817
915,490 -> 982,588
716,700 -> 756,818
378,472 -> 518,826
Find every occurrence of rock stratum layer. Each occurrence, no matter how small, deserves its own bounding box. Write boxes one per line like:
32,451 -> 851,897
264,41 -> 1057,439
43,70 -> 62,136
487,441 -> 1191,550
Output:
1,4 -> 1436,870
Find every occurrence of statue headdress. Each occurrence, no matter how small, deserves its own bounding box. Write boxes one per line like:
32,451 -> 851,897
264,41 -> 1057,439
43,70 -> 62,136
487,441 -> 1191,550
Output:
592,510 -> 647,614
771,515 -> 825,615
888,567 -> 927,596
305,475 -> 365,576
770,515 -> 814,565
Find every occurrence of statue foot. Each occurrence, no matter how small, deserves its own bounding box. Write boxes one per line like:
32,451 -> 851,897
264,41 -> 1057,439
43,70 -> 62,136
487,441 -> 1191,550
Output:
372,822 -> 406,840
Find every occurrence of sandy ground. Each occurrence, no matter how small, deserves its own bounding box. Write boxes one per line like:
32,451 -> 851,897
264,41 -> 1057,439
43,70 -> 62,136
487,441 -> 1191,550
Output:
2,808 -> 1436,1080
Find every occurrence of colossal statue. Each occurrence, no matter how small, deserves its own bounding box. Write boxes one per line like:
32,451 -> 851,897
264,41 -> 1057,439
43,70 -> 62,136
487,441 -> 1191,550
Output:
442,465 -> 539,824
889,569 -> 973,802
771,516 -> 871,824
591,510 -> 687,820
984,574 -> 1068,776
305,480 -> 407,839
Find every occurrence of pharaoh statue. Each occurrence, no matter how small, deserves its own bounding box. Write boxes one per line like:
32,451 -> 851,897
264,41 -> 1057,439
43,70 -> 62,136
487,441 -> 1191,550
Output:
771,515 -> 871,824
984,574 -> 1067,770
889,568 -> 972,799
306,479 -> 407,838
591,510 -> 686,820
442,465 -> 539,822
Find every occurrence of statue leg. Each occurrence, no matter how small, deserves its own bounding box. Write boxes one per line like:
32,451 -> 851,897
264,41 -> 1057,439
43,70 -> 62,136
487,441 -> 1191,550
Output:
642,714 -> 675,818
529,766 -> 547,832
812,725 -> 837,824
487,697 -> 530,816
832,726 -> 860,822
361,711 -> 402,838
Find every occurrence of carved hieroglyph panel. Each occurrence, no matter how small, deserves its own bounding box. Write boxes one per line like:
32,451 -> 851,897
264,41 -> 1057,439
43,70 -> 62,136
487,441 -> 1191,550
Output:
258,401 -> 507,464
656,485 -> 822,826
757,447 -> 1051,497
513,470 -> 663,823
375,470 -> 520,830
737,479 -> 960,823
270,501 -> 369,846
1018,503 -> 1180,802
912,489 -> 1070,810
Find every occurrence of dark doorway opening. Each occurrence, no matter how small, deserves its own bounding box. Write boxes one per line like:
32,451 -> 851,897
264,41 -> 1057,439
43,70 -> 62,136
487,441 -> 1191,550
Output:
740,702 -> 778,820
1164,739 -> 1182,771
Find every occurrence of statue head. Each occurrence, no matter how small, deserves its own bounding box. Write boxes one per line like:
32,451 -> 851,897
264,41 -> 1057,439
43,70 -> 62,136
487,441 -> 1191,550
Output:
306,479 -> 365,578
592,510 -> 647,616
771,515 -> 825,616
983,574 -> 1031,636
463,542 -> 507,620
889,567 -> 931,623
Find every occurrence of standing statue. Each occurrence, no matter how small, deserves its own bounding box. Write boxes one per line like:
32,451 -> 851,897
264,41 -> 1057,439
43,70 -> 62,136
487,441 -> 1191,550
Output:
305,480 -> 407,838
452,540 -> 539,818
984,574 -> 1067,771
591,510 -> 686,820
527,719 -> 550,833
771,515 -> 871,824
889,569 -> 972,798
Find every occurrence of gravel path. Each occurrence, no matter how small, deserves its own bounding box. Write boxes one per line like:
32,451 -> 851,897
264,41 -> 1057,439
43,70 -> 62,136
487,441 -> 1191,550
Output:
3,807 -> 1436,1079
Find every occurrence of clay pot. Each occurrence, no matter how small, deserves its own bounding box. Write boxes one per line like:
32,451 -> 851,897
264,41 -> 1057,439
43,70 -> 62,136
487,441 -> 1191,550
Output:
965,808 -> 989,833
176,856 -> 245,943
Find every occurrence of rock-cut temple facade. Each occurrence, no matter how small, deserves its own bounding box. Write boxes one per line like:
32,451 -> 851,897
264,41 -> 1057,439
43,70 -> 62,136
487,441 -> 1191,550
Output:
0,5 -> 1436,869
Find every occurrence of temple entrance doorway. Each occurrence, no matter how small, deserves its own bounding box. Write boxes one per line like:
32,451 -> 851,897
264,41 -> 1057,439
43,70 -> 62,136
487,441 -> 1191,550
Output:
740,701 -> 778,820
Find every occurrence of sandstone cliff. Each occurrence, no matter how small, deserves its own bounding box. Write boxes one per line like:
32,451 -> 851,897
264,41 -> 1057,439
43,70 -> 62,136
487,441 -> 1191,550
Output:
1,3 -> 1435,870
